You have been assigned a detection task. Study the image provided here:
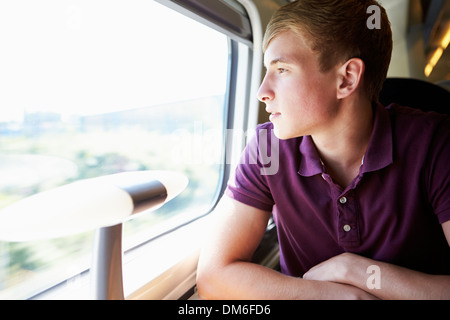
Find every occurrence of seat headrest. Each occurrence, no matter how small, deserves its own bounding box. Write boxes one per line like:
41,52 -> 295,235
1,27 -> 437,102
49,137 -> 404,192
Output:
379,78 -> 450,116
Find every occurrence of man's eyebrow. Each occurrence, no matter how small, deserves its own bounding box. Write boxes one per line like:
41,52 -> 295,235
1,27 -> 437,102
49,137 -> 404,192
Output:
264,57 -> 294,68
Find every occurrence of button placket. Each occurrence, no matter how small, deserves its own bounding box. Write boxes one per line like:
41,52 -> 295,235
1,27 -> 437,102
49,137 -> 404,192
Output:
336,192 -> 360,247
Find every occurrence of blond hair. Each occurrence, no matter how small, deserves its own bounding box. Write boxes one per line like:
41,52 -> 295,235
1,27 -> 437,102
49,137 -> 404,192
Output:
263,0 -> 393,102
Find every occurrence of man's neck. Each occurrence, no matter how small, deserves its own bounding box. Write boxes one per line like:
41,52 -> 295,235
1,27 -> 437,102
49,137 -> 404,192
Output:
311,98 -> 374,188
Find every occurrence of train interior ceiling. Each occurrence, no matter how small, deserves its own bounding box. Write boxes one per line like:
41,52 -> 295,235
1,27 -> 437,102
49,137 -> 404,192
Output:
0,0 -> 449,301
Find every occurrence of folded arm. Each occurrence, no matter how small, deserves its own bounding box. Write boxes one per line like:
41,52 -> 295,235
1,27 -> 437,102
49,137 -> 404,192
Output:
196,196 -> 377,300
303,221 -> 450,300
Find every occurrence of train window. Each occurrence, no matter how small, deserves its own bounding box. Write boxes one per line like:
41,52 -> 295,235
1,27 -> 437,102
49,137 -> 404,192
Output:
0,0 -> 234,299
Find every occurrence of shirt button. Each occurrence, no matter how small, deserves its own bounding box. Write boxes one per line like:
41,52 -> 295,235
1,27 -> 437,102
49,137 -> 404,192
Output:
343,225 -> 352,232
339,197 -> 348,204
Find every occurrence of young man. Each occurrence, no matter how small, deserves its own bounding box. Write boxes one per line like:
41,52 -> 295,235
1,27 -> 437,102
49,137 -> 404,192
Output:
196,0 -> 450,299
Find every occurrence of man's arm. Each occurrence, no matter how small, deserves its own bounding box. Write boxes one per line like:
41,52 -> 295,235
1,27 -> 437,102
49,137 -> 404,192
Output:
196,196 -> 378,300
303,221 -> 450,300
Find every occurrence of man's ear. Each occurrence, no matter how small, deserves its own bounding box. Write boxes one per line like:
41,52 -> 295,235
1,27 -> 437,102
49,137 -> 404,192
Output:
336,58 -> 365,100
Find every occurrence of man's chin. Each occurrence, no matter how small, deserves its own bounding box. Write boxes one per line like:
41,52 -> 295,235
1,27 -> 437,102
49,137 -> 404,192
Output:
273,127 -> 289,140
273,127 -> 304,140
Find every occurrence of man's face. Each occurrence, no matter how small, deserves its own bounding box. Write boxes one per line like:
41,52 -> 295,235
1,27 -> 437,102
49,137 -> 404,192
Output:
257,30 -> 340,140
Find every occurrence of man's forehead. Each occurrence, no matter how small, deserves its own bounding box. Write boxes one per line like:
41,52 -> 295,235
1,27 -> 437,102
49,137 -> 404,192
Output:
263,31 -> 310,67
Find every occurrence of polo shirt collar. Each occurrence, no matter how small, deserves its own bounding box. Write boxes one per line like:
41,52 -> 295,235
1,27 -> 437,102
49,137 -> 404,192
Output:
361,102 -> 393,173
298,136 -> 323,177
298,102 -> 393,177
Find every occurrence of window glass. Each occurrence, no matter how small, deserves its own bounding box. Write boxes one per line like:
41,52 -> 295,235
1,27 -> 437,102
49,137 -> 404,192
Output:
0,0 -> 229,299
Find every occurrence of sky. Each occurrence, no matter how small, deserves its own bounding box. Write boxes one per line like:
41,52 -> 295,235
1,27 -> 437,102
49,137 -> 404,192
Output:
0,0 -> 229,122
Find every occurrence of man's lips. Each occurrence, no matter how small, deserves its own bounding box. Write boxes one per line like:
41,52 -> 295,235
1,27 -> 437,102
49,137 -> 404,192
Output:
269,112 -> 281,121
266,106 -> 281,121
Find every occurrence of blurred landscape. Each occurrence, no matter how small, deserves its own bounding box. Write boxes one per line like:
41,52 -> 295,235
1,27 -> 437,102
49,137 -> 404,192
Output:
0,95 -> 225,297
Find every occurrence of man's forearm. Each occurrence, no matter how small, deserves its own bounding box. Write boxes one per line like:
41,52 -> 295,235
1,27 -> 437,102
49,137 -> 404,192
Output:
344,255 -> 450,300
196,260 -> 378,300
303,253 -> 450,300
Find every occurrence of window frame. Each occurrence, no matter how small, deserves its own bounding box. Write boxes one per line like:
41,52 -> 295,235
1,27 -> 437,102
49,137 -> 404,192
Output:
26,0 -> 257,300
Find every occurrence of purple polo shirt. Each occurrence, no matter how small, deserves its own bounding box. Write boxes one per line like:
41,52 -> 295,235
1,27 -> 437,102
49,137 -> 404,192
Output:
226,103 -> 450,276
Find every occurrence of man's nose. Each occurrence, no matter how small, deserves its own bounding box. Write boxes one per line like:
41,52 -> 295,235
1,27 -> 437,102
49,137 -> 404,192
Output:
257,76 -> 274,102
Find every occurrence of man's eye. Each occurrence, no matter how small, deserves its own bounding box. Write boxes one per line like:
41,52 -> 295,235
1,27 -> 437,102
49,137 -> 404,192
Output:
278,68 -> 287,74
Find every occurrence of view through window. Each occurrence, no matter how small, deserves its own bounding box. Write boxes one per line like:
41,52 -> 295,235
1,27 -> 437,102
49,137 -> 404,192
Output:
0,0 -> 229,299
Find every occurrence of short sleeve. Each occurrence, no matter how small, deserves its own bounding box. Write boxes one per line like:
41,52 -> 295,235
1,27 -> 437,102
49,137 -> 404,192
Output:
427,116 -> 450,224
225,124 -> 275,212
